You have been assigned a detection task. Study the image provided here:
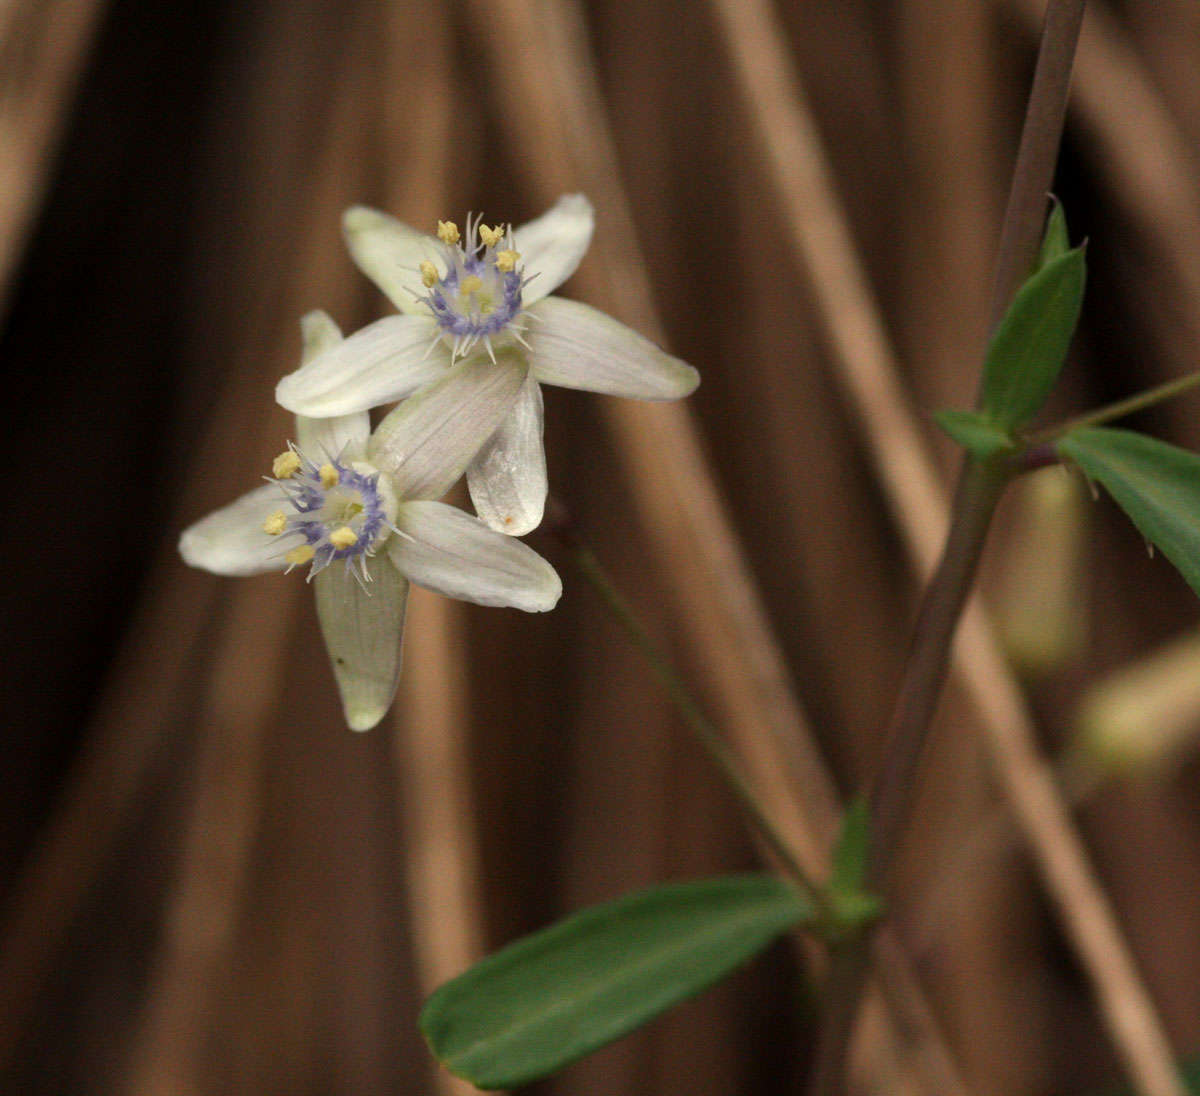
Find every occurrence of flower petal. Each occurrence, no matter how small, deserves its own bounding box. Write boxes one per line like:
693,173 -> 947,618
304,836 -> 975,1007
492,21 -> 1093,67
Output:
513,194 -> 594,305
368,350 -> 528,502
525,297 -> 700,400
275,314 -> 448,418
178,483 -> 291,577
313,555 -> 410,732
467,372 -> 546,536
388,501 -> 562,611
342,205 -> 444,315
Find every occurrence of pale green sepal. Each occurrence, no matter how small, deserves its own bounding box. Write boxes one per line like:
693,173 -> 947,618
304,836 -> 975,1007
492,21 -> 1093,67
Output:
982,246 -> 1086,430
511,193 -> 594,305
466,371 -> 546,536
933,408 -> 1014,459
526,297 -> 699,400
292,311 -> 371,461
369,350 -> 527,502
296,412 -> 371,465
342,205 -> 445,315
178,483 -> 291,577
299,310 -> 344,360
1037,199 -> 1070,270
389,500 -> 560,611
420,874 -> 811,1090
1057,426 -> 1200,600
313,555 -> 409,732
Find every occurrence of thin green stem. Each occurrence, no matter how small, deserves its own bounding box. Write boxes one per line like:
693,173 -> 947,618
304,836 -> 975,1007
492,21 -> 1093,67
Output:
807,2 -> 1086,1092
1026,369 -> 1200,444
566,538 -> 826,914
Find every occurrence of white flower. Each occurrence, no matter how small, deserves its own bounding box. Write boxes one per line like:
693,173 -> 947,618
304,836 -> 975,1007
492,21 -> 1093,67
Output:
274,195 -> 700,536
180,312 -> 562,732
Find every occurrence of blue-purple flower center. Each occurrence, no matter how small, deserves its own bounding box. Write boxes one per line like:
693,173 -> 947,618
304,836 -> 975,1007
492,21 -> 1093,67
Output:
419,213 -> 527,360
270,453 -> 392,576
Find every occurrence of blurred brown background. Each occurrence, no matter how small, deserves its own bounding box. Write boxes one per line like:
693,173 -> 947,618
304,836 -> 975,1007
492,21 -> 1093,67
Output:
3,0 -> 1200,1093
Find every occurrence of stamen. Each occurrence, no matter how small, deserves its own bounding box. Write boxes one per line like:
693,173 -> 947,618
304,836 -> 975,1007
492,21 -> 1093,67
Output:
495,249 -> 520,272
272,450 -> 301,479
459,274 -> 483,296
329,526 -> 358,550
436,220 -> 460,245
262,510 -> 287,536
479,224 -> 504,248
419,260 -> 438,287
318,463 -> 340,489
285,544 -> 315,567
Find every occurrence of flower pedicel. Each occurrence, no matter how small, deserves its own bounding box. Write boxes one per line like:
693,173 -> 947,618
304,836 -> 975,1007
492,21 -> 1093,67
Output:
275,195 -> 700,536
179,312 -> 561,732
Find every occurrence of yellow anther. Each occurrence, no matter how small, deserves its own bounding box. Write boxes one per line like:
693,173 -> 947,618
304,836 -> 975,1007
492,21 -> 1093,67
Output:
495,249 -> 520,272
318,463 -> 339,489
329,526 -> 358,550
419,260 -> 438,288
284,544 -> 315,567
478,224 -> 504,248
436,220 -> 460,245
272,450 -> 301,479
262,510 -> 287,536
459,274 -> 483,296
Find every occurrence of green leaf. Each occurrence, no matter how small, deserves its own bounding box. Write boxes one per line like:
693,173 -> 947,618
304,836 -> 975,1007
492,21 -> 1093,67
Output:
1057,427 -> 1200,598
982,245 -> 1086,430
420,875 -> 810,1089
1037,199 -> 1070,270
831,796 -> 871,895
933,408 -> 1014,460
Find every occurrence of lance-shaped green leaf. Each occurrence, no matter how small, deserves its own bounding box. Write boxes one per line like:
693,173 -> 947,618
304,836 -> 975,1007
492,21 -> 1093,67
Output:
1057,427 -> 1200,599
831,796 -> 871,895
934,408 -> 1014,460
982,245 -> 1086,430
827,797 -> 883,932
1037,199 -> 1070,270
420,874 -> 811,1089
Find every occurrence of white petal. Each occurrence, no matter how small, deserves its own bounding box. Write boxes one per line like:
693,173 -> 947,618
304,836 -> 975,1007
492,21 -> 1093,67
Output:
513,194 -> 594,305
299,310 -> 344,359
314,555 -> 410,732
275,314 -> 448,417
368,350 -> 528,502
342,205 -> 444,315
466,372 -> 546,535
178,483 -> 291,577
388,501 -> 562,612
525,297 -> 700,400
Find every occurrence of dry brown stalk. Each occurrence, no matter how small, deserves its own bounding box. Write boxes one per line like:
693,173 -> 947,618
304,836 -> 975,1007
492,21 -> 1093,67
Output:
375,5 -> 495,1093
0,0 -> 109,315
708,0 -> 1184,1093
119,42 -> 387,1093
458,0 -> 971,1091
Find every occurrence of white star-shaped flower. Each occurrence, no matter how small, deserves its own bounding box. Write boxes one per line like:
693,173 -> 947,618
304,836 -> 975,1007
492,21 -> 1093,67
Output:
180,312 -> 561,732
274,195 -> 700,536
